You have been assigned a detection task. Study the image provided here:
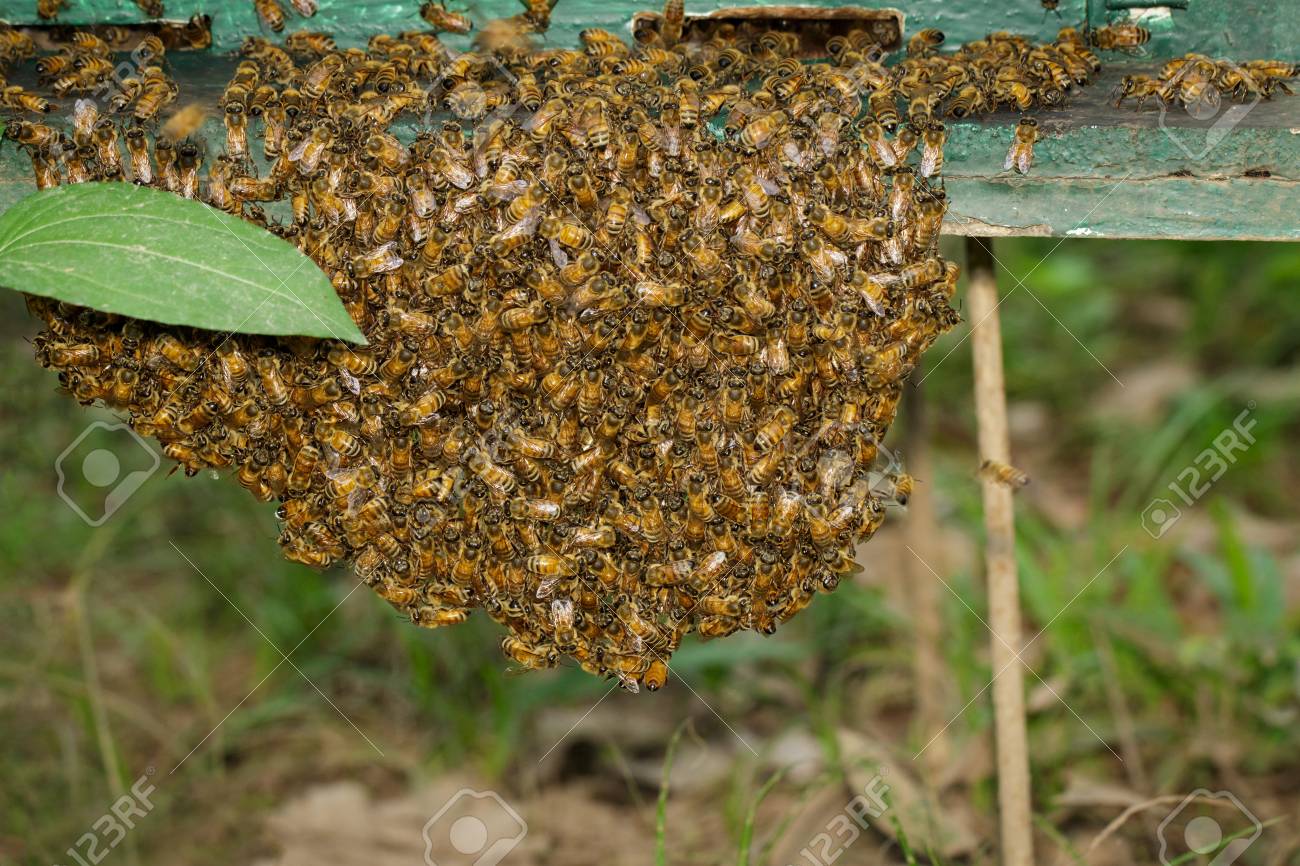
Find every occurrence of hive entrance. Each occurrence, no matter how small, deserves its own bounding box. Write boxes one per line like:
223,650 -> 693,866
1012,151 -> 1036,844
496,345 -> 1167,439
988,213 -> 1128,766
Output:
12,16 -> 212,53
631,6 -> 904,57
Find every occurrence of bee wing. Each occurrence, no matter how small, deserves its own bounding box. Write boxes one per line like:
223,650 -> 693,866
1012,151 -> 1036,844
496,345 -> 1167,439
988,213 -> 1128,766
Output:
549,237 -> 569,268
919,143 -> 939,178
1015,146 -> 1033,175
550,598 -> 575,626
485,178 -> 528,201
365,241 -> 406,273
871,138 -> 898,168
442,158 -> 475,190
1003,141 -> 1017,171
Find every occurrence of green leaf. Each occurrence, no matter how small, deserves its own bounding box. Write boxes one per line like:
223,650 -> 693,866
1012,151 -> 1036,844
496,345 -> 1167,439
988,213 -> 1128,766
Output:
0,182 -> 366,344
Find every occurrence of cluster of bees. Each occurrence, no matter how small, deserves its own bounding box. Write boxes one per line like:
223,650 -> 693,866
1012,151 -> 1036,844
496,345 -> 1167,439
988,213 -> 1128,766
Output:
1115,54 -> 1299,110
0,23 -> 41,113
891,25 -> 1104,174
15,1 -> 1136,689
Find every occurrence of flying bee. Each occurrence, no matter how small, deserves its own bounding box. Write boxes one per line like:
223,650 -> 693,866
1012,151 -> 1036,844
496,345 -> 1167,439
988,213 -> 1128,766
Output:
162,104 -> 207,144
980,459 -> 1030,490
420,2 -> 473,34
1089,22 -> 1150,52
907,28 -> 945,57
1004,117 -> 1038,175
284,30 -> 336,56
886,473 -> 914,507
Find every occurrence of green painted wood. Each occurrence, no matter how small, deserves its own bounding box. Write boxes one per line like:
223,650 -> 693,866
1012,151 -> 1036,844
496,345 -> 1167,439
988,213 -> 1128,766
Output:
943,177 -> 1300,242
10,0 -> 1300,58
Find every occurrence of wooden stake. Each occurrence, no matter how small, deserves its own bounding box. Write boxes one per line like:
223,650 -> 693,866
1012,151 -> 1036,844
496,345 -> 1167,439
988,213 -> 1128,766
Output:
966,237 -> 1034,866
901,368 -> 950,776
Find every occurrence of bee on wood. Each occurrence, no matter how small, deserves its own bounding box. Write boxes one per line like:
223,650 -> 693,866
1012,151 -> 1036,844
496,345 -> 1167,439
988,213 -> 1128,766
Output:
1004,117 -> 1038,175
254,0 -> 288,32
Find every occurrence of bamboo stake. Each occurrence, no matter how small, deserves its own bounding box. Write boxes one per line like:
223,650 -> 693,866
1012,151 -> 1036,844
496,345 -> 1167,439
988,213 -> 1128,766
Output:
901,368 -> 950,777
966,237 -> 1034,866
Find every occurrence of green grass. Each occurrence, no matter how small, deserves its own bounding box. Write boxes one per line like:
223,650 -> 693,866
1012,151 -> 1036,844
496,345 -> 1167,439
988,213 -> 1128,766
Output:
3,238 -> 1299,864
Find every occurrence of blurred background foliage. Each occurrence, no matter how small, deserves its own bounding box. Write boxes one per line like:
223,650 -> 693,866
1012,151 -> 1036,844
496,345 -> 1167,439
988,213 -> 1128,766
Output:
2,237 -> 1299,864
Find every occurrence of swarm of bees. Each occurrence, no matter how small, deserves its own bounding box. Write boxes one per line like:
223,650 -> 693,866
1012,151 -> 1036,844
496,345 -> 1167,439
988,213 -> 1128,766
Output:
15,4 -> 1124,690
1115,53 -> 1299,110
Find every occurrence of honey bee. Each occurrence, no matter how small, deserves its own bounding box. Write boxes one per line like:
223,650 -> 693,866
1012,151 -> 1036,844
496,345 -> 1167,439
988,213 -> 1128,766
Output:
1089,22 -> 1150,52
886,472 -> 914,507
176,142 -> 203,199
162,104 -> 207,143
660,0 -> 684,45
1112,73 -> 1163,109
642,658 -> 668,690
254,0 -> 287,32
919,123 -> 946,178
3,86 -> 55,115
979,459 -> 1030,490
1004,117 -> 1037,175
738,109 -> 787,152
7,122 -> 62,152
551,598 -> 579,650
285,30 -> 336,56
134,0 -> 165,15
420,2 -> 473,34
256,351 -> 291,405
907,28 -> 945,57
38,0 -> 68,19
